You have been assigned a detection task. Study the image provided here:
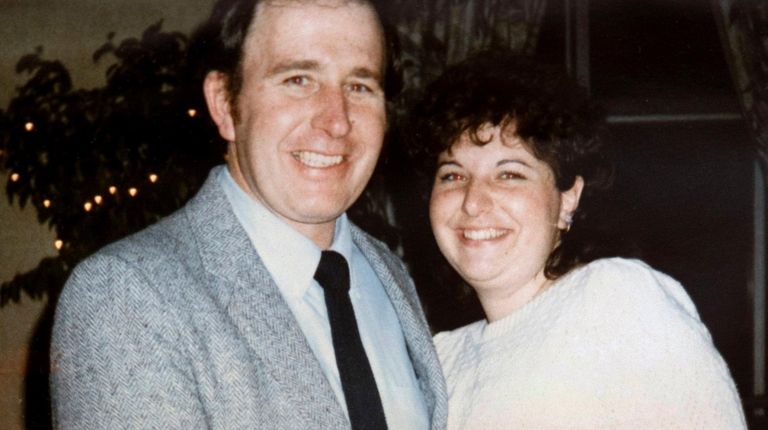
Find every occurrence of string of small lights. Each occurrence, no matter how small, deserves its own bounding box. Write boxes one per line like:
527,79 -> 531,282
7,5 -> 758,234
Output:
4,105 -> 206,254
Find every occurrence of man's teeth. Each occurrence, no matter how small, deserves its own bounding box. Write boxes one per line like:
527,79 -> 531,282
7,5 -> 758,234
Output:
463,228 -> 506,240
293,151 -> 343,168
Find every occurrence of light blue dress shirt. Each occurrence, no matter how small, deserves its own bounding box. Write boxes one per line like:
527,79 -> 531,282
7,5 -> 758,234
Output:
217,166 -> 429,429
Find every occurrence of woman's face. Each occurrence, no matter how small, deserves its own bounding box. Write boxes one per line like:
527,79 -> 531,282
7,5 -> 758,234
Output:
429,125 -> 583,304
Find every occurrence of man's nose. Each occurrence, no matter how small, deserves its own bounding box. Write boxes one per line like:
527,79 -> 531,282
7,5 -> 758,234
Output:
462,179 -> 493,217
311,86 -> 352,138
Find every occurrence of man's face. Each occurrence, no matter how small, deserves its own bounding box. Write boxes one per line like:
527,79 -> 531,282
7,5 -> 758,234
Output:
210,1 -> 386,247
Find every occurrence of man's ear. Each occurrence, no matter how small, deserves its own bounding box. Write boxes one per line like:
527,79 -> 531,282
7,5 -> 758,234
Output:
559,175 -> 584,230
203,71 -> 236,142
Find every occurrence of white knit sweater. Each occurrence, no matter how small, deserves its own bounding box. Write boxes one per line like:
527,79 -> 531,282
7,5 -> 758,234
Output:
434,258 -> 746,429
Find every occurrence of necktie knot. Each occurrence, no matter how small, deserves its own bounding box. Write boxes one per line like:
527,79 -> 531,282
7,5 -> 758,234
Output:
314,250 -> 350,293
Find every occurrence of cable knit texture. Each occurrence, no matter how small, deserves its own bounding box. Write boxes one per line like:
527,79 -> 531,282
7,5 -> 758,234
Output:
434,258 -> 746,430
50,169 -> 448,430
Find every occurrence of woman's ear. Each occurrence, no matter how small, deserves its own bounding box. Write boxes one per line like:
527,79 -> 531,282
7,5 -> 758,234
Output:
203,71 -> 236,142
559,176 -> 584,230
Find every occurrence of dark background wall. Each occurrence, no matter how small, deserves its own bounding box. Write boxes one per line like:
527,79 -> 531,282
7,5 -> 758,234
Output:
541,0 -> 756,403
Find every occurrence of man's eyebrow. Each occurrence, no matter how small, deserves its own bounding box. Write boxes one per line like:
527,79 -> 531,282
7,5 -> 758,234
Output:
266,60 -> 320,77
350,66 -> 382,82
266,61 -> 382,82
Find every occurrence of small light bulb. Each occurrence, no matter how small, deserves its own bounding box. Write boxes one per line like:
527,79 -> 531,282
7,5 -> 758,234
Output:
94,195 -> 103,205
128,187 -> 138,197
10,173 -> 19,182
25,122 -> 34,132
109,186 -> 117,195
187,109 -> 197,118
43,199 -> 51,208
149,173 -> 158,183
84,202 -> 93,212
54,240 -> 63,250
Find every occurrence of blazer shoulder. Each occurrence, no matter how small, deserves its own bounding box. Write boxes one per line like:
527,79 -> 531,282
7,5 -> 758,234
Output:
95,208 -> 195,269
90,168 -> 228,269
62,208 -> 197,306
349,223 -> 409,273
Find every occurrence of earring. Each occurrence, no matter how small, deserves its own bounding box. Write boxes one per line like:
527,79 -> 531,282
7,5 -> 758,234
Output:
562,213 -> 573,232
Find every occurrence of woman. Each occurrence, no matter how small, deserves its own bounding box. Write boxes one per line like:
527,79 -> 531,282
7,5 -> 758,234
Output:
412,51 -> 746,429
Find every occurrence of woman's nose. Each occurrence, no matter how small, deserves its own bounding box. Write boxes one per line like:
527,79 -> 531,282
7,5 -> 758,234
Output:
462,179 -> 493,216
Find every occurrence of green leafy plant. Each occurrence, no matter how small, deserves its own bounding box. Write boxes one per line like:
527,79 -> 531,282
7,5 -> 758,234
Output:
0,21 -> 222,306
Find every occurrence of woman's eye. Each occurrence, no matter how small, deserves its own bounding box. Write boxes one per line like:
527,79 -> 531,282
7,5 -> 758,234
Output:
438,172 -> 465,183
499,171 -> 525,180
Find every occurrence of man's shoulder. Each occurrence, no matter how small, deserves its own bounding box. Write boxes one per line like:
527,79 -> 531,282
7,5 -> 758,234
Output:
65,175 -> 228,296
90,206 -> 193,269
349,222 -> 407,272
79,171 -> 229,271
60,213 -> 194,312
57,185 -> 234,317
350,223 -> 391,252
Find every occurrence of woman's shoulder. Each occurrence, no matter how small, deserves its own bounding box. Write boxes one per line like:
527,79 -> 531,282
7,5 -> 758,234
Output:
559,259 -> 720,367
568,257 -> 700,320
557,258 -> 718,371
573,257 -> 667,281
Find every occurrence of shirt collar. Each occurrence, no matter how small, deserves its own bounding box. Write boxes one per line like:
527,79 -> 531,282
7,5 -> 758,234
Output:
216,165 -> 354,299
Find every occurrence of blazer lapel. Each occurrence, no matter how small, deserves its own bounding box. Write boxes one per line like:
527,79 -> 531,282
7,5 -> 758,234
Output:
350,226 -> 447,426
182,173 -> 348,427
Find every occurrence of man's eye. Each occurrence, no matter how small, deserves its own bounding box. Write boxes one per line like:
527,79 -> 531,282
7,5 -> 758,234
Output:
285,76 -> 309,86
348,83 -> 373,93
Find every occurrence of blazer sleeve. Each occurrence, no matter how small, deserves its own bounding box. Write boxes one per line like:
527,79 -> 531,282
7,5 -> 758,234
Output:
50,253 -> 207,429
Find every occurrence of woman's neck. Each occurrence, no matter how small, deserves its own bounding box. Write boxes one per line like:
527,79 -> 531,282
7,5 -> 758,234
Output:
477,272 -> 554,323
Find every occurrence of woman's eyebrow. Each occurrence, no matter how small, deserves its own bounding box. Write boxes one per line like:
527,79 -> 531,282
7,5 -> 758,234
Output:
436,160 -> 462,169
497,159 -> 531,168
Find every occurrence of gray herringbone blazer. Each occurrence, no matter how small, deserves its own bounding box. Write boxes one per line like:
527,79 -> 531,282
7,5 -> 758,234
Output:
50,171 -> 448,429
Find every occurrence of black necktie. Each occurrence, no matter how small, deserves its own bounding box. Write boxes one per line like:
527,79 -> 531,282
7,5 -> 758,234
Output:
314,250 -> 388,430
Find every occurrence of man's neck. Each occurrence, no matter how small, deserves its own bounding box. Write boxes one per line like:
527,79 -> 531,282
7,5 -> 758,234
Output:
291,221 -> 336,250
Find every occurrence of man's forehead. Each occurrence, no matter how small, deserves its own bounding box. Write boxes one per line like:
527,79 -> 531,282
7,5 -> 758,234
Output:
258,0 -> 371,11
250,0 -> 381,35
245,0 -> 385,69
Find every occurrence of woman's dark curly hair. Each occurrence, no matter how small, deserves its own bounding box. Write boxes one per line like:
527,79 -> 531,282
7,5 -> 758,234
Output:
410,49 -> 613,279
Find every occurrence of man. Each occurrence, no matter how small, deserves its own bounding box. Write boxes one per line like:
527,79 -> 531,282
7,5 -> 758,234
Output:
50,1 -> 447,428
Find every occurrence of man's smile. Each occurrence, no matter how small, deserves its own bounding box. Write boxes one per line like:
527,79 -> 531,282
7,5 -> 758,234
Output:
292,150 -> 344,168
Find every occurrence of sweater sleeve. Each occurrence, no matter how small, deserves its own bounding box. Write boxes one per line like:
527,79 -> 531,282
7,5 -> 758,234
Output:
50,253 -> 207,429
579,259 -> 746,429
